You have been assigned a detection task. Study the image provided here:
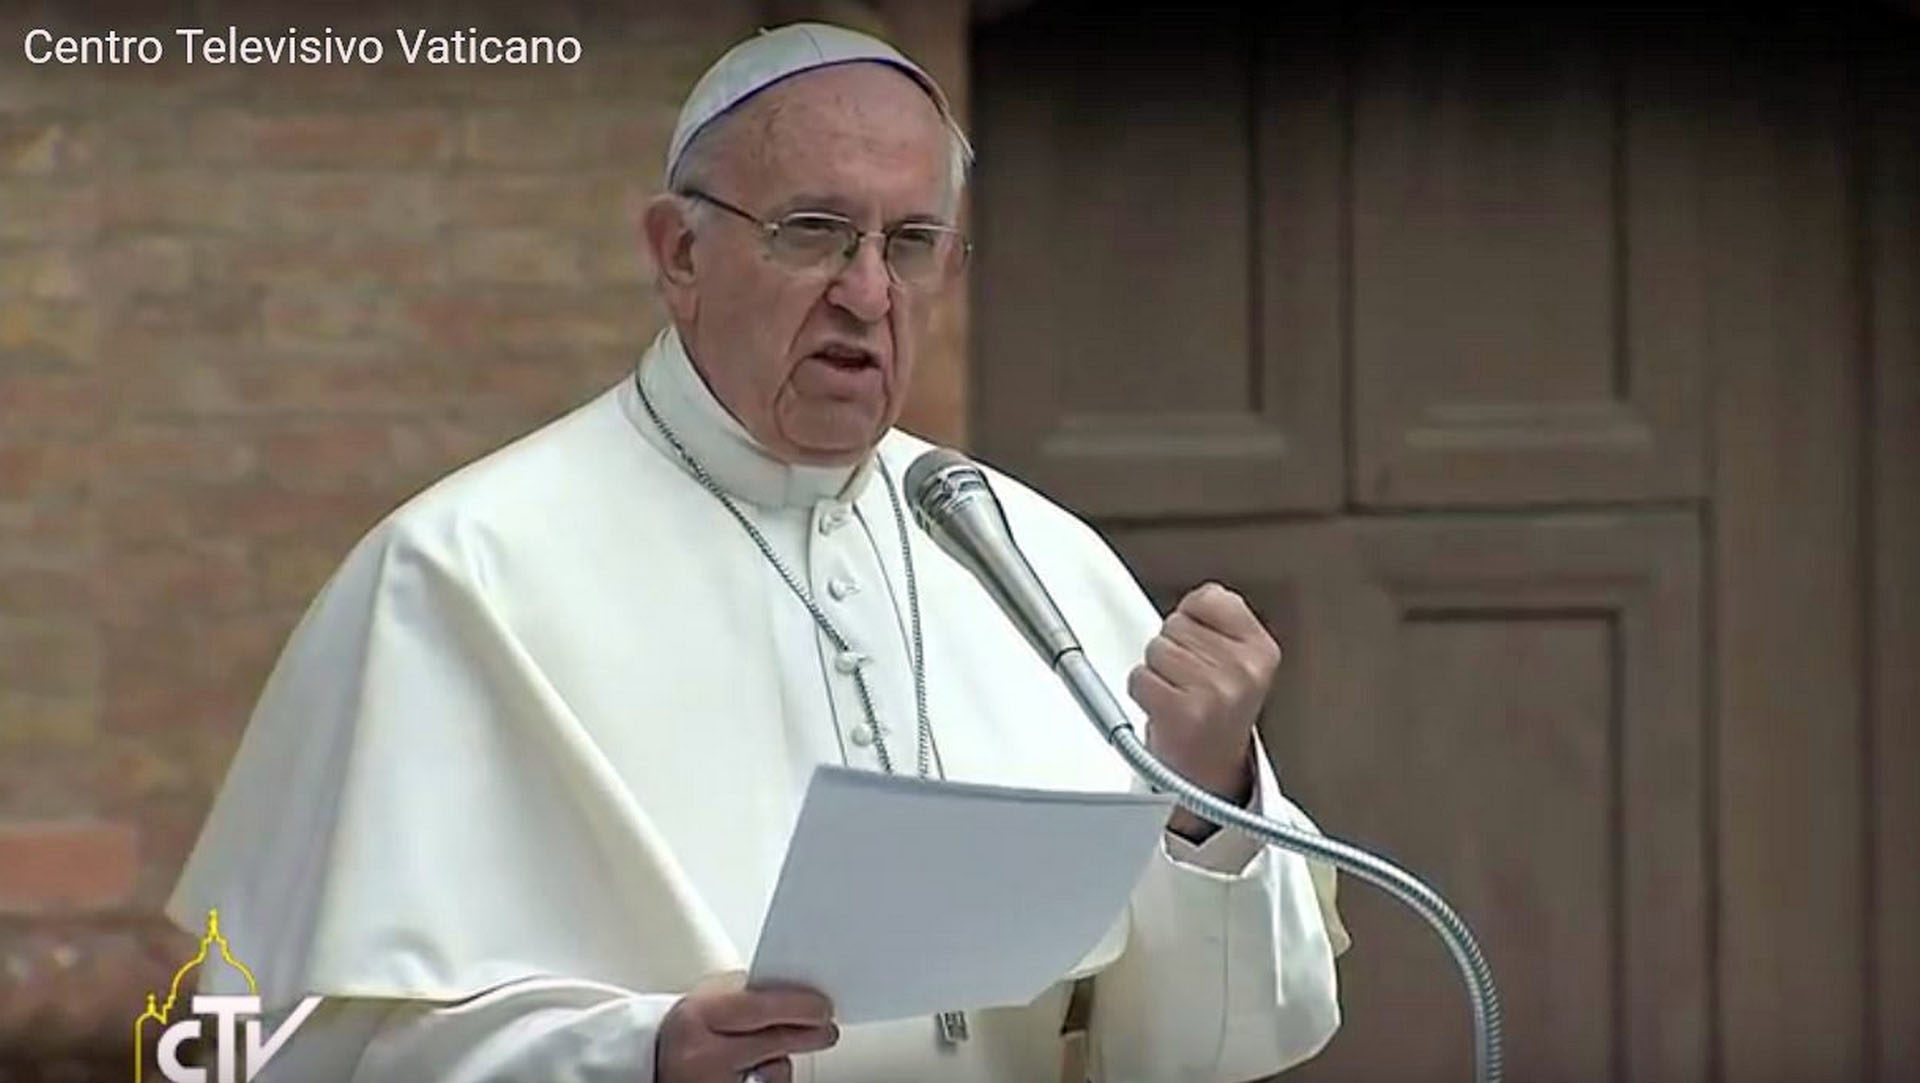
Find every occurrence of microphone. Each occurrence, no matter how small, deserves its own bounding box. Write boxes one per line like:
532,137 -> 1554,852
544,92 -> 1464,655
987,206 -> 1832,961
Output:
902,449 -> 1080,665
903,449 -> 1132,741
903,446 -> 1506,1083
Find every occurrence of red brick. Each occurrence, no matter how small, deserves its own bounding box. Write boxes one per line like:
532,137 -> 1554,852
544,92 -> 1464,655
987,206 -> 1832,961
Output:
259,540 -> 350,608
444,354 -> 619,417
461,108 -> 591,168
0,249 -> 86,301
0,690 -> 97,749
103,483 -> 389,548
195,612 -> 301,687
0,300 -> 99,367
0,438 -> 97,501
123,351 -> 444,416
97,423 -> 256,486
0,918 -> 186,1041
0,372 -> 104,432
0,822 -> 138,915
0,499 -> 92,556
100,680 -> 255,744
116,288 -> 258,339
97,170 -> 246,232
0,115 -> 77,176
101,621 -> 215,693
0,620 -> 98,695
0,562 -> 88,612
579,20 -> 755,100
124,796 -> 217,909
447,229 -> 586,285
254,421 -> 396,490
587,233 -> 654,285
193,108 -> 454,168
198,235 -> 440,287
69,109 -> 193,172
108,355 -> 247,418
0,433 -> 98,495
0,739 -> 95,818
389,417 -> 521,476
403,289 -> 647,353
443,172 -> 643,231
593,103 -> 678,165
87,736 -> 197,813
260,288 -> 406,349
88,237 -> 194,297
0,181 -> 96,241
91,545 -> 256,624
244,173 -> 442,235
245,357 -> 451,412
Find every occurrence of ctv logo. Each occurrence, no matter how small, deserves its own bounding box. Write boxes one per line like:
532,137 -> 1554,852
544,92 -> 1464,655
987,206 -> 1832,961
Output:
133,909 -> 322,1082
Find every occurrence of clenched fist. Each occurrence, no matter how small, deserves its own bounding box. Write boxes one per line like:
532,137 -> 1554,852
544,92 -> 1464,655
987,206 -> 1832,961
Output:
655,979 -> 839,1083
1126,582 -> 1280,841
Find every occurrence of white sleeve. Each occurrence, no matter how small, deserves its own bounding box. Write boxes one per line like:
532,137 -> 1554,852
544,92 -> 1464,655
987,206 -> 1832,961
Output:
261,979 -> 678,1083
1092,745 -> 1346,1082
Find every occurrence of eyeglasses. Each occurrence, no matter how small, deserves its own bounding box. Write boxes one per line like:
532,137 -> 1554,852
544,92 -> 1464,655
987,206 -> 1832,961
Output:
679,188 -> 970,291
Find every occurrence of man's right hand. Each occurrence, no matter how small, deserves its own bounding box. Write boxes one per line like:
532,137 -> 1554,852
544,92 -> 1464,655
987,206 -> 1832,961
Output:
654,982 -> 839,1083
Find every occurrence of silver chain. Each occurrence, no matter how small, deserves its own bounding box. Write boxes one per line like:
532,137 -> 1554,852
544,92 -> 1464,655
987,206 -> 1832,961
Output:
635,376 -> 935,779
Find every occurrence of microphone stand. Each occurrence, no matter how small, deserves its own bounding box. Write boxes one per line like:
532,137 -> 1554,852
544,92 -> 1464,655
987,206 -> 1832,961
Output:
1056,650 -> 1505,1083
905,448 -> 1503,1083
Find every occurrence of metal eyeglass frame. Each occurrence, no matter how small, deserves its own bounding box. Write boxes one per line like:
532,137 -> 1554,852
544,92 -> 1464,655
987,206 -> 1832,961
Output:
678,187 -> 970,288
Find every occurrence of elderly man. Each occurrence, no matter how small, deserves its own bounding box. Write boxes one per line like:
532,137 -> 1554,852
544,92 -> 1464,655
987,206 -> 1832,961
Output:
170,22 -> 1345,1083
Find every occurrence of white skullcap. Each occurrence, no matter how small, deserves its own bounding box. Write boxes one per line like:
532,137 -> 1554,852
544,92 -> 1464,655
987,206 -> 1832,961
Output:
664,22 -> 962,187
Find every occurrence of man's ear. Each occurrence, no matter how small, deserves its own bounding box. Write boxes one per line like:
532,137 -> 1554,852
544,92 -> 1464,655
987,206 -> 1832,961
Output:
642,194 -> 698,321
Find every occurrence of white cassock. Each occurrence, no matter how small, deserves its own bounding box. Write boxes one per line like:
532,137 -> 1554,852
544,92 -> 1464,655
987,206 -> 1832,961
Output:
168,327 -> 1349,1083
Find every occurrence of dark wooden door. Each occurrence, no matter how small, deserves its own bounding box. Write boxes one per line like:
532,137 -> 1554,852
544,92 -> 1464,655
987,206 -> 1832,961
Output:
972,4 -> 1918,1081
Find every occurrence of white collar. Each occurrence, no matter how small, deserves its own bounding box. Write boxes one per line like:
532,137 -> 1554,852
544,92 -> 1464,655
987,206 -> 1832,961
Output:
627,327 -> 875,510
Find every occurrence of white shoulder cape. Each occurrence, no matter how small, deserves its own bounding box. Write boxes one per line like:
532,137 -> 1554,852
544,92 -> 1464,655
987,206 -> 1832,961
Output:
168,377 -> 1179,1012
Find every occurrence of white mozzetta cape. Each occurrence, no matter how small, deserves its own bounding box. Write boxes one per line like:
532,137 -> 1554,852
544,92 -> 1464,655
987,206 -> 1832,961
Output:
170,329 -> 1344,1082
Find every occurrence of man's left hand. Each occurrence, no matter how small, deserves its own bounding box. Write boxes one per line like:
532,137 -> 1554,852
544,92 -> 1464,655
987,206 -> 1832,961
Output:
1126,582 -> 1278,842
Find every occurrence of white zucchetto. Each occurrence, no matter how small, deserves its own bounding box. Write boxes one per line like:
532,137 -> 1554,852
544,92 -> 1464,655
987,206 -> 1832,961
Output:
664,21 -> 964,186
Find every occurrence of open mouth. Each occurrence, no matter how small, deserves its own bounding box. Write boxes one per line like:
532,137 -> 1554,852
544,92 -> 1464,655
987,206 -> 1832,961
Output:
811,343 -> 879,370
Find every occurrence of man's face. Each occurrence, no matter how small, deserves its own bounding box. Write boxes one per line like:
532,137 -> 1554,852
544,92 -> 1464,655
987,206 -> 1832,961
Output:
665,63 -> 954,466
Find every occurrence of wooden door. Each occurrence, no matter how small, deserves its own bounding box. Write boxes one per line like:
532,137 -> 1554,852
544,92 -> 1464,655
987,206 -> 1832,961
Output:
972,3 -> 1917,1080
972,3 -> 1343,517
1107,515 -> 1706,1083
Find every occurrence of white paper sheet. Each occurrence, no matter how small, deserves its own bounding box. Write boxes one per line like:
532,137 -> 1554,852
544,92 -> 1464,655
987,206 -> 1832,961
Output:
746,764 -> 1173,1025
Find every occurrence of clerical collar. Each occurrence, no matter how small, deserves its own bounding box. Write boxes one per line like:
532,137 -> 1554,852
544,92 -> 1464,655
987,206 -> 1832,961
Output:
627,327 -> 875,510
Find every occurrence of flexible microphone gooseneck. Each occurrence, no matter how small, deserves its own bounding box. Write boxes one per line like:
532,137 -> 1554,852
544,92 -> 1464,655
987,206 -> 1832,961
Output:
904,447 -> 1505,1083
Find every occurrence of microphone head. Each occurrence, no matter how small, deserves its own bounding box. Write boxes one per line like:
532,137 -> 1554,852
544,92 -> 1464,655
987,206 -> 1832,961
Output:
904,447 -> 996,534
904,446 -> 971,488
903,446 -> 1083,664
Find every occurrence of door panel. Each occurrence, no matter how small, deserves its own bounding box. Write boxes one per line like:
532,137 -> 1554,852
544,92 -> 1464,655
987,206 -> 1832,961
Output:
1106,516 -> 1707,1083
973,5 -> 1344,517
1350,12 -> 1706,507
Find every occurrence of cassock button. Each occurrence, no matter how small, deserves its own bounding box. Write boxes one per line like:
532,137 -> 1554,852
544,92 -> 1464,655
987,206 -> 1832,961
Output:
827,577 -> 858,601
818,508 -> 851,535
834,650 -> 869,674
849,723 -> 874,747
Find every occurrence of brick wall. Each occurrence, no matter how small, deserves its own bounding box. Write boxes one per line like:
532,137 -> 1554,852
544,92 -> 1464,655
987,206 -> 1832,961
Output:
0,1 -> 968,1074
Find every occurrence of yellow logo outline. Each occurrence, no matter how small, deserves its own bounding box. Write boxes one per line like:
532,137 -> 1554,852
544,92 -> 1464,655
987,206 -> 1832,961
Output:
133,909 -> 259,1083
